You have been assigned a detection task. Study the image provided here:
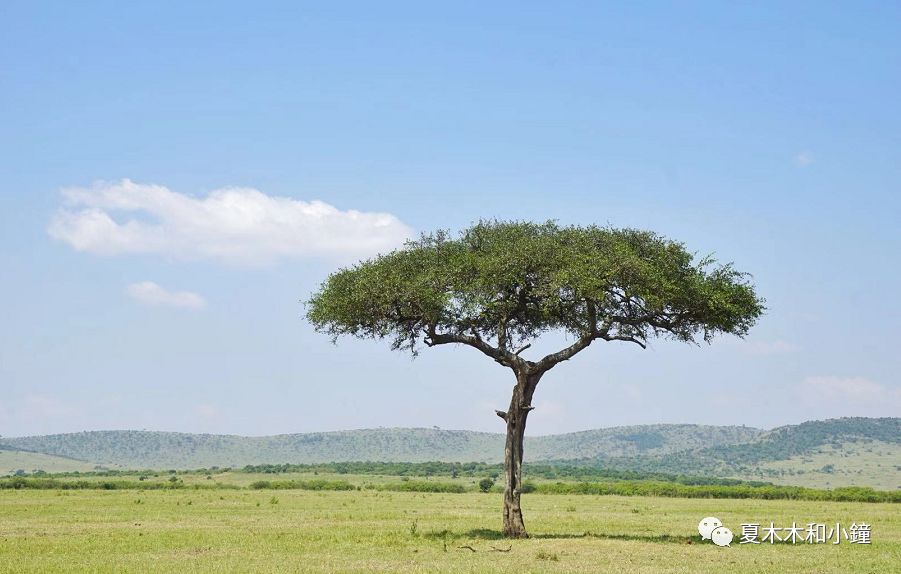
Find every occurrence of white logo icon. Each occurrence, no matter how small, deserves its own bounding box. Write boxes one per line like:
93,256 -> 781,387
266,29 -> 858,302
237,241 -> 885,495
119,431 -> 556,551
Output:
698,516 -> 723,540
711,526 -> 734,547
699,517 -> 733,546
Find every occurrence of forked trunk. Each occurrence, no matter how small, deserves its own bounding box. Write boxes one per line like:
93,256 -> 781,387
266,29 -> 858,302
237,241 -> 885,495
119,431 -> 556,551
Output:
502,370 -> 541,538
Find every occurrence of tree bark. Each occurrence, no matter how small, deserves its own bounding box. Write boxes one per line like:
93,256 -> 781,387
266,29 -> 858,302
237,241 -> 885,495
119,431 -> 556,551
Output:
501,370 -> 541,538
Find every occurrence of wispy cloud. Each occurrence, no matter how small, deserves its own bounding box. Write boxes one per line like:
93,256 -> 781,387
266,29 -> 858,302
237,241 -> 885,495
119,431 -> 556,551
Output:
797,375 -> 901,417
794,151 -> 815,167
529,400 -> 566,426
48,179 -> 413,265
801,375 -> 887,400
0,394 -> 84,435
127,281 -> 207,310
740,339 -> 798,356
195,404 -> 221,419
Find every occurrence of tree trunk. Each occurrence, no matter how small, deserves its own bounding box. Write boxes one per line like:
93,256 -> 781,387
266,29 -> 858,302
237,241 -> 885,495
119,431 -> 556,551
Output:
501,370 -> 541,538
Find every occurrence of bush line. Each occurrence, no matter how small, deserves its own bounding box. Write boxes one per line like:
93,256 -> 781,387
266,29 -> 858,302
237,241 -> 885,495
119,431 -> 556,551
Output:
530,481 -> 901,502
0,477 -> 239,491
2,476 -> 897,502
248,479 -> 355,491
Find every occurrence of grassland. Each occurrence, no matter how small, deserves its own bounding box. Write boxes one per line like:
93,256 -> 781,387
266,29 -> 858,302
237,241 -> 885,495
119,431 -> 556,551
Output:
1,418 -> 896,572
743,440 -> 901,490
1,487 -> 897,573
0,450 -> 98,474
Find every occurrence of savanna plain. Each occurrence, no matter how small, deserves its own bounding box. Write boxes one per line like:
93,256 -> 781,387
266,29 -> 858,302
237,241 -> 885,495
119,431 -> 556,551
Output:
1,476 -> 897,574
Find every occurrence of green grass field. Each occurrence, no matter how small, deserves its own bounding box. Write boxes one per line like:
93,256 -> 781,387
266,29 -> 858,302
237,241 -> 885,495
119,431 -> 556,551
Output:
0,450 -> 99,475
1,488 -> 897,573
742,440 -> 901,490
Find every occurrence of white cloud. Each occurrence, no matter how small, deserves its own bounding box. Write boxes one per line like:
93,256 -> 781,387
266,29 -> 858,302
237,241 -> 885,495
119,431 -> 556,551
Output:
794,151 -> 815,167
127,281 -> 207,310
48,179 -> 414,265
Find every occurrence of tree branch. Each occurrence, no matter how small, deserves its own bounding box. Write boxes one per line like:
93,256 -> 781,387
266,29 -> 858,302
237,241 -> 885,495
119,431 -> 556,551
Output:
599,333 -> 647,349
534,303 -> 649,372
534,334 -> 594,372
424,324 -> 525,370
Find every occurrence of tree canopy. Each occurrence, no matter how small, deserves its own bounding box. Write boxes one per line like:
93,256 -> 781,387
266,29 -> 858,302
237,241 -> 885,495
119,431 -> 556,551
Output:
307,220 -> 764,372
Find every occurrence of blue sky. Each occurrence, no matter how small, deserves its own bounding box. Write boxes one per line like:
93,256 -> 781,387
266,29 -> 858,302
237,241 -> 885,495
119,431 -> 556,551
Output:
1,2 -> 899,437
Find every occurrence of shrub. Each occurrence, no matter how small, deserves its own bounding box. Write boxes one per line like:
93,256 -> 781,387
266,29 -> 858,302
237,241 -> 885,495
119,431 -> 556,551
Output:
379,481 -> 466,494
247,479 -> 355,491
478,478 -> 495,493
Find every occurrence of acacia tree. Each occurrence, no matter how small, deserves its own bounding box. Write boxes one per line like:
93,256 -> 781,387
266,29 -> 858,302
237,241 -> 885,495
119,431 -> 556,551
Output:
307,221 -> 763,538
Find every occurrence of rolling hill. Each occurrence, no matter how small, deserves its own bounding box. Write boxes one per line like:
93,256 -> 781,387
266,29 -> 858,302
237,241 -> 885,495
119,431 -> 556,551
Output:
0,445 -> 100,474
581,417 -> 901,489
0,424 -> 761,469
1,418 -> 897,489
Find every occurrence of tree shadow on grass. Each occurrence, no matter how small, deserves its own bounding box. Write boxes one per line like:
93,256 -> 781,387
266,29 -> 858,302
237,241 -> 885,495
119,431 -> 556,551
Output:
463,529 -> 508,540
540,532 -> 692,544
465,529 -> 692,544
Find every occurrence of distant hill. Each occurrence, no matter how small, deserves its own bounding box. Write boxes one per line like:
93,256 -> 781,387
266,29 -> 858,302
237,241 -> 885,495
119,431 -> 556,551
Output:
0,424 -> 761,470
2,418 -> 897,489
585,417 -> 901,490
0,445 -> 100,474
